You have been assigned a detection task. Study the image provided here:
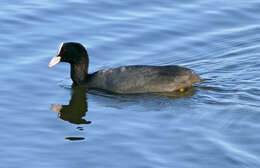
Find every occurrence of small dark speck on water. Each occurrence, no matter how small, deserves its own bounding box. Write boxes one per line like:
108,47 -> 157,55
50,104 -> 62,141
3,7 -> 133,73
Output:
65,137 -> 85,141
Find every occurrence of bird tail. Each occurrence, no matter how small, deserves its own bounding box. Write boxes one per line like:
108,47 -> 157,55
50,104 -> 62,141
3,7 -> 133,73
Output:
192,73 -> 203,83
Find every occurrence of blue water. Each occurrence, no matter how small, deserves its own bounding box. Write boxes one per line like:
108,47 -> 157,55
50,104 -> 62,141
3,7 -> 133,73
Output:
1,0 -> 260,167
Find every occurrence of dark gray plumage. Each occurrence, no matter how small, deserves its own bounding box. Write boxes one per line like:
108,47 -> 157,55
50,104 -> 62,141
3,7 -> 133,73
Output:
49,42 -> 202,94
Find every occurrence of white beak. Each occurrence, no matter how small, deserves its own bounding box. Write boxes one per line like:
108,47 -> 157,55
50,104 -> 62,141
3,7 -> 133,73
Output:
48,56 -> 61,68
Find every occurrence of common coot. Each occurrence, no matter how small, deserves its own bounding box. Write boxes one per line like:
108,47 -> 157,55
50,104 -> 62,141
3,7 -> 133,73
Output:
48,42 -> 202,94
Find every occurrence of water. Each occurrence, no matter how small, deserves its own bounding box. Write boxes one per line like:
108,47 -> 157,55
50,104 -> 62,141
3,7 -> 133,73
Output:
1,0 -> 260,167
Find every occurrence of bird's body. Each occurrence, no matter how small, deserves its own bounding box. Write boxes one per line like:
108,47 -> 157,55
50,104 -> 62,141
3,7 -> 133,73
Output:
49,42 -> 202,94
86,65 -> 201,93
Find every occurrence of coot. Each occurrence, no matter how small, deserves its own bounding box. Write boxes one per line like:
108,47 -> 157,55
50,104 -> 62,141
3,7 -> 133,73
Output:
49,42 -> 202,94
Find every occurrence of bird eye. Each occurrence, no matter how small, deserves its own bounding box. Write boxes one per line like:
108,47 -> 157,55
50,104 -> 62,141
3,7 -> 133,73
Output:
61,48 -> 66,54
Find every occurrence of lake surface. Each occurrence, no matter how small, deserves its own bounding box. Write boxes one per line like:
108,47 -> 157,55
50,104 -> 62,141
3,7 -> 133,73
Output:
1,0 -> 260,167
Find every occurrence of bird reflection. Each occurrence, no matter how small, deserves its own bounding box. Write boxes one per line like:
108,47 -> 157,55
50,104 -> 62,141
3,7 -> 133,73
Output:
50,83 -> 198,125
51,85 -> 91,124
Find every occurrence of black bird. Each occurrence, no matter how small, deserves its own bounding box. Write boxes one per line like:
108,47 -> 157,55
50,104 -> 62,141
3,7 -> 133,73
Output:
49,42 -> 202,94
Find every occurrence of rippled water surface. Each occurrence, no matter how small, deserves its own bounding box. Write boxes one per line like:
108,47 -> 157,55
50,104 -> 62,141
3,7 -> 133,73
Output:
1,0 -> 260,167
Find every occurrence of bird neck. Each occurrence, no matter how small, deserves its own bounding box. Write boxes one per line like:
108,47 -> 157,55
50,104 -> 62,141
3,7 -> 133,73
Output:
70,61 -> 89,85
